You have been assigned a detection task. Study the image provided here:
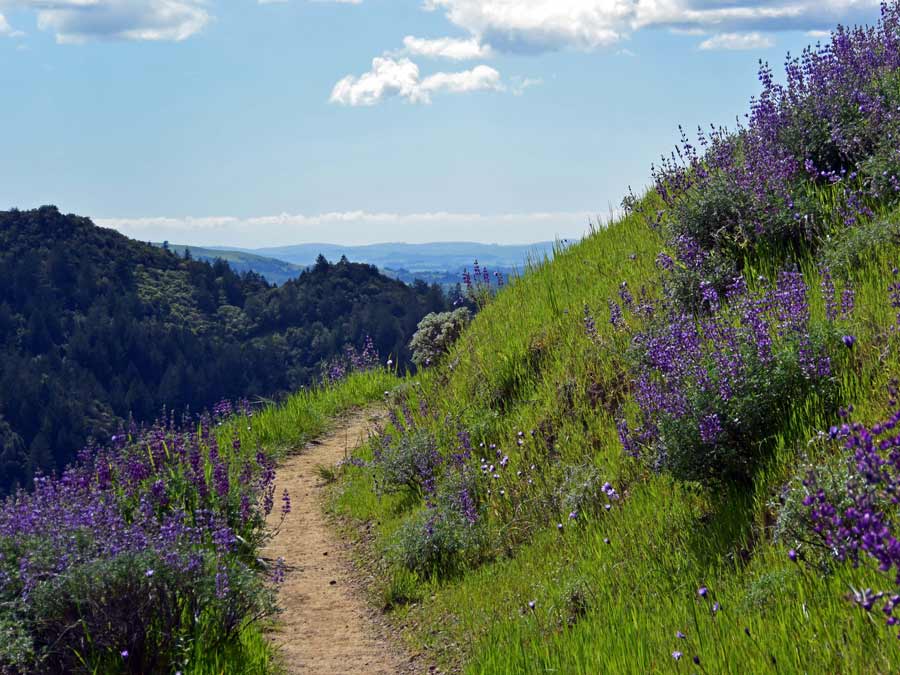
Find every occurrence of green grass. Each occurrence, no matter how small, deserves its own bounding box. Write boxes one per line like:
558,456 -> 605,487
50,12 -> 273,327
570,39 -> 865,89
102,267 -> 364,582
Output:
220,369 -> 398,460
329,199 -> 900,673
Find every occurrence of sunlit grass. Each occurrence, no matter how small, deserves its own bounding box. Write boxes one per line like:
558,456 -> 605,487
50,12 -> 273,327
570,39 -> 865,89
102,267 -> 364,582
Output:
329,197 -> 900,673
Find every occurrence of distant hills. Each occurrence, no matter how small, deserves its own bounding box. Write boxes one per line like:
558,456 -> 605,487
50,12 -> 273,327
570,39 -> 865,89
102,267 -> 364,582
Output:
160,241 -> 559,286
163,243 -> 305,285
0,207 -> 449,493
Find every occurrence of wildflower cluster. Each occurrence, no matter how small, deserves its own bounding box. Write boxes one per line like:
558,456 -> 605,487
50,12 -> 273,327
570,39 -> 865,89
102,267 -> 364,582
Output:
461,259 -> 504,308
653,2 -> 900,301
620,269 -> 839,484
380,415 -> 486,576
322,334 -> 381,383
802,386 -> 900,634
0,407 -> 283,672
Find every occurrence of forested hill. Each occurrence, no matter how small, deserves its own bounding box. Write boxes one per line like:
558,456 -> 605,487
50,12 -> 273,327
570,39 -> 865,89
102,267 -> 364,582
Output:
0,206 -> 448,493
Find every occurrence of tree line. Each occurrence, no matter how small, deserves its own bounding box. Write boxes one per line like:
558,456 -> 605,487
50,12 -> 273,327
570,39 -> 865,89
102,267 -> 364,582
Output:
0,206 -> 450,493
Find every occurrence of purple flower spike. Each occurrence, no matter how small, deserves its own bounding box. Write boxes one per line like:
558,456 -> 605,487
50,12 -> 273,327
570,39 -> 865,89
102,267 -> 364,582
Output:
788,549 -> 798,562
676,631 -> 686,639
672,651 -> 683,661
842,335 -> 856,348
698,586 -> 708,599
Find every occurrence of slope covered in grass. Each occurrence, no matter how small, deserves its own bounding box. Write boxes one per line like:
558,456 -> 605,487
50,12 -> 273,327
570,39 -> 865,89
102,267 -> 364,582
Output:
0,369 -> 396,673
331,5 -> 900,672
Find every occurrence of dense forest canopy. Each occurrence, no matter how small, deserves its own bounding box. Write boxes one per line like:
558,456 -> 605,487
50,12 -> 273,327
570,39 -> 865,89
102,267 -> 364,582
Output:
0,206 -> 449,493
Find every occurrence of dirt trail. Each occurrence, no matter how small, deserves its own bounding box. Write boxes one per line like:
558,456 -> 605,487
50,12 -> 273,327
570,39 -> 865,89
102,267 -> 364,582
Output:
264,410 -> 410,675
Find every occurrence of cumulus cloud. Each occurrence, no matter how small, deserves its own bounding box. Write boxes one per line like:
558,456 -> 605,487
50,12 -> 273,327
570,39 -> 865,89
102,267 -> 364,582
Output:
399,35 -> 493,60
422,0 -> 881,53
96,210 -> 590,246
329,56 -> 502,106
9,0 -> 210,43
699,31 -> 775,51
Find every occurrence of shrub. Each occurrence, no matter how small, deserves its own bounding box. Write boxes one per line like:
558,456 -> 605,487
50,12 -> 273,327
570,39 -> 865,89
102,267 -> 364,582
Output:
773,454 -> 853,573
555,464 -> 621,519
0,407 -> 283,673
390,470 -> 485,577
409,308 -> 471,368
803,391 -> 900,634
372,427 -> 442,496
652,2 -> 900,303
0,613 -> 33,673
619,269 -> 837,485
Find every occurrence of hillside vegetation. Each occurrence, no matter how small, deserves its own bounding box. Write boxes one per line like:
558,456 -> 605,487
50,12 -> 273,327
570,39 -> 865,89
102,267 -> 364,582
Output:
330,5 -> 900,672
5,5 -> 900,674
160,244 -> 305,286
0,208 -> 446,493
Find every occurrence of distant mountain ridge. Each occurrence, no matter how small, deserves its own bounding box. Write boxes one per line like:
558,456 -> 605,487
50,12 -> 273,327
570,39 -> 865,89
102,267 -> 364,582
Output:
237,241 -> 557,272
159,240 -> 559,286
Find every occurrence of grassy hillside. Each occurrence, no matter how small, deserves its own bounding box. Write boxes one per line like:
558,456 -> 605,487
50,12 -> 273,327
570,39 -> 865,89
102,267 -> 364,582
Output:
5,5 -> 900,675
162,244 -> 305,286
328,6 -> 900,673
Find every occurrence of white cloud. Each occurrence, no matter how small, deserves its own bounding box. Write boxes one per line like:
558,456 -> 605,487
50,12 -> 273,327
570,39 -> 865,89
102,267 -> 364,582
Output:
329,56 -> 502,106
0,13 -> 23,37
699,32 -> 775,51
96,210 -> 590,246
9,1 -> 210,43
422,0 -> 881,53
400,35 -> 493,60
424,0 -> 628,52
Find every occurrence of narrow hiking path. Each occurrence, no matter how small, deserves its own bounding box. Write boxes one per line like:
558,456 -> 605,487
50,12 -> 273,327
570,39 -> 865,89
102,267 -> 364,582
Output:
264,410 -> 411,675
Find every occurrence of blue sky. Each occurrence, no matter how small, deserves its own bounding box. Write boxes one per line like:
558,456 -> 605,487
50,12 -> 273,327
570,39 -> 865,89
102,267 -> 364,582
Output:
0,0 -> 887,246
